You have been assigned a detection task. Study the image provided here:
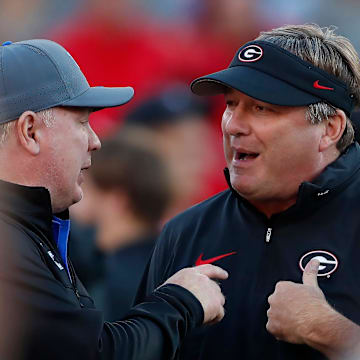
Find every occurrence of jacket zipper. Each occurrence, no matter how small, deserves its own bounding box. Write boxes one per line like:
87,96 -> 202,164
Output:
74,286 -> 84,307
69,260 -> 84,308
39,241 -> 84,307
265,227 -> 272,243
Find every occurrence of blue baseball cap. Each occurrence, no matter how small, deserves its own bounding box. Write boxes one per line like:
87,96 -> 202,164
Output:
191,40 -> 356,117
0,39 -> 134,124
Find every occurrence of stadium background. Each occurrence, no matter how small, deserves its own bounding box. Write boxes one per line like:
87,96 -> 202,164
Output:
2,0 -> 360,319
1,0 -> 359,210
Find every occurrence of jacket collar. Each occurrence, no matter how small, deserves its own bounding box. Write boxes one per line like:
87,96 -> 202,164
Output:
224,142 -> 360,218
0,180 -> 69,246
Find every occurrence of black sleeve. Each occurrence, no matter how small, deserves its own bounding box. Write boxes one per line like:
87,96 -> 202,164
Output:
102,284 -> 203,360
0,225 -> 203,360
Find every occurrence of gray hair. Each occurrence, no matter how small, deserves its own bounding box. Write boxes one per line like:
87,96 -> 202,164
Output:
0,108 -> 55,146
257,24 -> 360,153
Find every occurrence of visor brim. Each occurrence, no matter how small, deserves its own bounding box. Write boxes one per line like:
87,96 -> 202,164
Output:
62,86 -> 134,109
191,66 -> 322,107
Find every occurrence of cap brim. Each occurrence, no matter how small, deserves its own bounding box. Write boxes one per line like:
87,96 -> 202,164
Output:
191,67 -> 322,107
61,86 -> 134,109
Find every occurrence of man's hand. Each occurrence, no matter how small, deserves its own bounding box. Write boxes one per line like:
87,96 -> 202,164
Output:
266,259 -> 360,360
266,258 -> 328,343
163,264 -> 228,324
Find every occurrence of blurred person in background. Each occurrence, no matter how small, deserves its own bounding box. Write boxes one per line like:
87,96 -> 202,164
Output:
123,83 -> 225,220
0,0 -> 80,43
69,130 -> 172,320
257,0 -> 360,52
137,24 -> 360,360
47,0 -> 200,137
47,0 -> 264,132
47,0 -> 266,204
0,38 -> 227,360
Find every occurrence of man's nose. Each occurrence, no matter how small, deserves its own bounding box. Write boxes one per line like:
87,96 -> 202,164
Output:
88,126 -> 101,151
222,107 -> 251,136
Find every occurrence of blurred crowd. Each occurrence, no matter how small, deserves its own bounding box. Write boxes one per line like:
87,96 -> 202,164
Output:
2,0 -> 360,319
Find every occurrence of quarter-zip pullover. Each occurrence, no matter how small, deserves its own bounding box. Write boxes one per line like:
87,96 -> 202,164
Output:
137,142 -> 360,360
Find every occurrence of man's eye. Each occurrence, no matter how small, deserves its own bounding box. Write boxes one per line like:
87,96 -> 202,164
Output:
255,105 -> 266,111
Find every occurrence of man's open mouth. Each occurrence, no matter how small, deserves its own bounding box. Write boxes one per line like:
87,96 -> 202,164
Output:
235,151 -> 259,160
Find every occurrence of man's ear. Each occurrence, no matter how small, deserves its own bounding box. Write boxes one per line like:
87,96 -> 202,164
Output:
16,111 -> 43,155
319,109 -> 347,152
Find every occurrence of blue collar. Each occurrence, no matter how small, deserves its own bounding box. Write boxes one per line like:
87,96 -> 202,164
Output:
52,216 -> 71,280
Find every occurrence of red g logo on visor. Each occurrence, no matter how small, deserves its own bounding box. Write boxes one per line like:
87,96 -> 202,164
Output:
238,45 -> 263,62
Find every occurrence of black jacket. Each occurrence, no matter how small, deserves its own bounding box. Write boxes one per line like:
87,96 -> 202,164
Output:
0,180 -> 203,360
136,143 -> 360,360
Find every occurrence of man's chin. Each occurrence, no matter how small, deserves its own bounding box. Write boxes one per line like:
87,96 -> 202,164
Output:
58,190 -> 83,212
230,174 -> 254,195
73,187 -> 84,206
230,181 -> 268,205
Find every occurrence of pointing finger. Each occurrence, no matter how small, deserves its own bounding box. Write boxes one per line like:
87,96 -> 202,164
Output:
196,264 -> 229,280
302,258 -> 320,287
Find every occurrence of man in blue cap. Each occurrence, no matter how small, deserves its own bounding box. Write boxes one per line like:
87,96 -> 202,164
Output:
137,24 -> 360,359
0,39 -> 227,359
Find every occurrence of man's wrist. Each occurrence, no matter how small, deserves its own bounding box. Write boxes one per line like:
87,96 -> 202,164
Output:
304,303 -> 360,359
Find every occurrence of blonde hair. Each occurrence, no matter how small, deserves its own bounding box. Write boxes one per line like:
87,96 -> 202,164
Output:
0,108 -> 55,146
257,24 -> 360,152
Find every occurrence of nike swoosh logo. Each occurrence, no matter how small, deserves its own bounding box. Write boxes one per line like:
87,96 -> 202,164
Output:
195,251 -> 237,266
313,80 -> 334,91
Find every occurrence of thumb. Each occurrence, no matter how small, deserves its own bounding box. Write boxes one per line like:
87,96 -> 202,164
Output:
302,258 -> 320,287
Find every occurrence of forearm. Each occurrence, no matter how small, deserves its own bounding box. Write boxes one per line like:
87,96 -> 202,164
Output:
102,284 -> 203,360
304,304 -> 360,360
